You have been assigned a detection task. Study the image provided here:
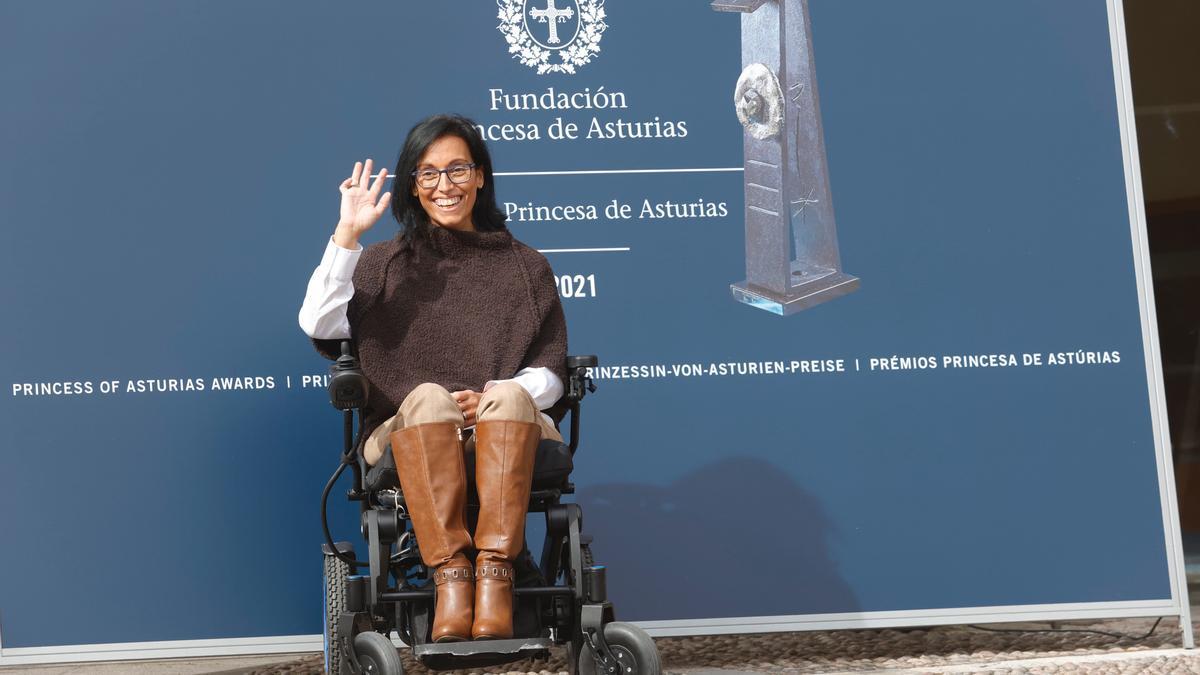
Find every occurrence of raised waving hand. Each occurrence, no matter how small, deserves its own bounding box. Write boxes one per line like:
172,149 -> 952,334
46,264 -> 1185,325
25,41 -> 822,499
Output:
334,159 -> 391,249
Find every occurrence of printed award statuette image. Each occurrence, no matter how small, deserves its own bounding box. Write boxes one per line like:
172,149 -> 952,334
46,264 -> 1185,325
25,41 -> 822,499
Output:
714,0 -> 859,315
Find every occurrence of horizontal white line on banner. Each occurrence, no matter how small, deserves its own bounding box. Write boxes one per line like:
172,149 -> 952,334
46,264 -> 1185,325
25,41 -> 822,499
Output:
365,168 -> 745,180
536,247 -> 630,253
495,167 -> 745,177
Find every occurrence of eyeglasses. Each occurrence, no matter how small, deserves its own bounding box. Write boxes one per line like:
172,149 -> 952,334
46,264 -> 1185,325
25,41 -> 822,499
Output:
412,163 -> 476,189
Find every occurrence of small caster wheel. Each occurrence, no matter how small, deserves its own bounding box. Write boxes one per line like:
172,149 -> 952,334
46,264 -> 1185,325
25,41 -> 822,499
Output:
352,631 -> 403,675
577,621 -> 661,675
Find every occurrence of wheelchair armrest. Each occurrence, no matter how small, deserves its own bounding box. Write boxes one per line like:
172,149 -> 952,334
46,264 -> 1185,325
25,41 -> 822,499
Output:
565,355 -> 598,403
328,340 -> 369,410
562,355 -> 598,455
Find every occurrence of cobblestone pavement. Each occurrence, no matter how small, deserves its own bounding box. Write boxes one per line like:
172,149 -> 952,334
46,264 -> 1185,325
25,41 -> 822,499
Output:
4,617 -> 1198,674
217,616 -> 1199,674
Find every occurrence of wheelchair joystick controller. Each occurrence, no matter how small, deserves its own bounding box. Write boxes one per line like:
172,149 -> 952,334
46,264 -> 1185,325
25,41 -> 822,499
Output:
329,341 -> 369,411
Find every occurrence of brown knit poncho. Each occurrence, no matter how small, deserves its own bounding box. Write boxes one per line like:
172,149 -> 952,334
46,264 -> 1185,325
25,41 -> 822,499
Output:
314,226 -> 568,441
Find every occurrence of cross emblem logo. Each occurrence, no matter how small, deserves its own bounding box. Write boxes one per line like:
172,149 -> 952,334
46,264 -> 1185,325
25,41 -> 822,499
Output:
529,0 -> 575,44
496,0 -> 607,74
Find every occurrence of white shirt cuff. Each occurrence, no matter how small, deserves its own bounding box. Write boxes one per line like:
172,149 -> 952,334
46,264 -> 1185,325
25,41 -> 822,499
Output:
298,237 -> 362,339
484,367 -> 564,410
323,236 -> 362,281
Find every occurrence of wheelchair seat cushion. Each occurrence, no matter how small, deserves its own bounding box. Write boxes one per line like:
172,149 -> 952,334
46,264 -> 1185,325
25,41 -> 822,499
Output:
364,438 -> 573,493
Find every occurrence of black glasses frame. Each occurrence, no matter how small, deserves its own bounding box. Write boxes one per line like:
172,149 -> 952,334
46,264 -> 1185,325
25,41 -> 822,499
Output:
411,163 -> 477,188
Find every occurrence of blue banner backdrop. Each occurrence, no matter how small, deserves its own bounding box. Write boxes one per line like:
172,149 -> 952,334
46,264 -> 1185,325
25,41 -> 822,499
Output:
0,0 -> 1176,650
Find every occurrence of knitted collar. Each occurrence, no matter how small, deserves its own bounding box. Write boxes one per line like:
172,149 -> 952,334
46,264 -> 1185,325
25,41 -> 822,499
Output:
423,224 -> 513,255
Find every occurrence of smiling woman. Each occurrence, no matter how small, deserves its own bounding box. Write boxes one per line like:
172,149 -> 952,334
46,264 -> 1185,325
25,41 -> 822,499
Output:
298,113 -> 568,643
411,137 -> 483,231
390,114 -> 510,239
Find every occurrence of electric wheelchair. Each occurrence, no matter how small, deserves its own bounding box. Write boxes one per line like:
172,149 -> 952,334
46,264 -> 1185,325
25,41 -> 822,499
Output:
320,341 -> 660,674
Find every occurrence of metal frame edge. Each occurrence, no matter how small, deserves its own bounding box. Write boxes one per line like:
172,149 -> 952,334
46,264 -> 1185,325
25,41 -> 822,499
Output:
0,635 -> 323,667
0,601 -> 1179,664
1104,0 -> 1195,650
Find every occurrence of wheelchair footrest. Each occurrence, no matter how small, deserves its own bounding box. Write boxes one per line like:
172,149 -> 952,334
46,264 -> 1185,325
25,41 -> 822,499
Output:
380,585 -> 572,603
413,637 -> 554,658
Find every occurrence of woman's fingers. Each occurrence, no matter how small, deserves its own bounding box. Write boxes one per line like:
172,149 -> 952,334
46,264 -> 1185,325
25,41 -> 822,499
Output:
343,160 -> 390,220
369,167 -> 387,198
452,390 -> 481,427
375,191 -> 392,215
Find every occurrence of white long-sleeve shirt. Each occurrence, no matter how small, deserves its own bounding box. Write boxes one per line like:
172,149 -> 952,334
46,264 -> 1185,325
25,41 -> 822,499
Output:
298,238 -> 564,410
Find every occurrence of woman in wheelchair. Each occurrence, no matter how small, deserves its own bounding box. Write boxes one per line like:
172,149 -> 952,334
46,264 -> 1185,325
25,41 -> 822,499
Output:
299,114 -> 568,643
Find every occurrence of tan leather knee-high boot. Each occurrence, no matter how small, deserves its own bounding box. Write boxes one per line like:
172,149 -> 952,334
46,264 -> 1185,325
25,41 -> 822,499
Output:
471,420 -> 539,640
390,422 -> 474,642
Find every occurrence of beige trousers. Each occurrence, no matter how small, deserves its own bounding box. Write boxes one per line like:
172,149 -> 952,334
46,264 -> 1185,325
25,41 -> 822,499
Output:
363,381 -> 562,466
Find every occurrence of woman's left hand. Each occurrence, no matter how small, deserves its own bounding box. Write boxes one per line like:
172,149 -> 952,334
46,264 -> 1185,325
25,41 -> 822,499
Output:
452,390 -> 482,426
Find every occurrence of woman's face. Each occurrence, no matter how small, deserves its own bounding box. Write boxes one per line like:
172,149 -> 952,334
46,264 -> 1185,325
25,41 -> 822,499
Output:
413,134 -> 483,232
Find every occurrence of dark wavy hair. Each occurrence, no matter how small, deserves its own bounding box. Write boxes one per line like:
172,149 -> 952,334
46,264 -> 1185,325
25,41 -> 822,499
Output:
390,114 -> 507,241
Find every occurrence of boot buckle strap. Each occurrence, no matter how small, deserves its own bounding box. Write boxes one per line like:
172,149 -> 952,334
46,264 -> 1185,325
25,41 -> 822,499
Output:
476,564 -> 512,579
433,566 -> 474,585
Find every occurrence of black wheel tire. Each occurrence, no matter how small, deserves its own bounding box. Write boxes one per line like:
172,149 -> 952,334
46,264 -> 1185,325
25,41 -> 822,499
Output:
323,553 -> 350,675
575,543 -> 595,595
576,621 -> 661,675
352,631 -> 404,675
567,636 -> 586,675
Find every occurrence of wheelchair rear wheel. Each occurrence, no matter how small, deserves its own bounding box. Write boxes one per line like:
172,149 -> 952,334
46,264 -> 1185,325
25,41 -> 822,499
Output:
576,621 -> 661,675
353,631 -> 404,675
323,553 -> 350,675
